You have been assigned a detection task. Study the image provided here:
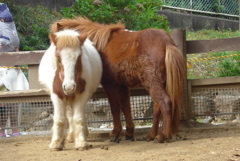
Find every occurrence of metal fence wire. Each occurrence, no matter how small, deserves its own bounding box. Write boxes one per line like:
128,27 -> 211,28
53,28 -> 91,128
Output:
164,0 -> 239,15
0,96 -> 53,131
1,87 -> 240,133
0,92 -> 154,132
192,88 -> 240,122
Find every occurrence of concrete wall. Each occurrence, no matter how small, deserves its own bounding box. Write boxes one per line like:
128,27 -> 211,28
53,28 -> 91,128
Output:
159,10 -> 239,31
12,0 -> 74,11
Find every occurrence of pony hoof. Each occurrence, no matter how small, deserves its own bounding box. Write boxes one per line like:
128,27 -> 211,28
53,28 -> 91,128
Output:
75,146 -> 88,151
75,143 -> 92,151
153,138 -> 161,143
49,143 -> 64,151
156,136 -> 164,143
110,137 -> 121,143
155,135 -> 170,143
125,135 -> 134,141
50,147 -> 63,151
146,137 -> 154,142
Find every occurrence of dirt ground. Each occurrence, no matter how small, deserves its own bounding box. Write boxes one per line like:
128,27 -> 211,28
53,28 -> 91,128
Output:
0,122 -> 240,161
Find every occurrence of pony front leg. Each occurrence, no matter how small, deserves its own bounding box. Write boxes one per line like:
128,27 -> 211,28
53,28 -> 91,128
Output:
49,94 -> 67,151
73,98 -> 89,150
119,86 -> 134,141
102,83 -> 122,142
66,106 -> 74,143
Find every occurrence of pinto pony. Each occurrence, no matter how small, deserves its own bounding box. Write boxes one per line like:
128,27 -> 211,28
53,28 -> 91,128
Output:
51,17 -> 185,143
39,28 -> 102,150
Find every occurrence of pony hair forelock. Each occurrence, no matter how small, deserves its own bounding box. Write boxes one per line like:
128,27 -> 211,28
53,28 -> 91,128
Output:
55,29 -> 81,50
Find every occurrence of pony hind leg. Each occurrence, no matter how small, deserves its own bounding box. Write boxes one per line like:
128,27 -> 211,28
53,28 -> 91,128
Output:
149,88 -> 173,143
146,102 -> 161,141
49,94 -> 67,151
119,86 -> 135,141
140,62 -> 174,143
141,71 -> 173,143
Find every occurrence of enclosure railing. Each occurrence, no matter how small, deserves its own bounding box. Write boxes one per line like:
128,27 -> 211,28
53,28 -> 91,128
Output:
163,0 -> 239,18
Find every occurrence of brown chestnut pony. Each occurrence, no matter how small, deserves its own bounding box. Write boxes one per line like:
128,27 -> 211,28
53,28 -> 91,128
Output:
50,17 -> 185,143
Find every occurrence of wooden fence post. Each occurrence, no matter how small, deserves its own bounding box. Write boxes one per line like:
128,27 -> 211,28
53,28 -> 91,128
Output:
28,65 -> 43,89
171,29 -> 193,120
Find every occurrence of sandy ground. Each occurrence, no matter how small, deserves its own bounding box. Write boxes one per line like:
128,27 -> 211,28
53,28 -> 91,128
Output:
0,123 -> 240,161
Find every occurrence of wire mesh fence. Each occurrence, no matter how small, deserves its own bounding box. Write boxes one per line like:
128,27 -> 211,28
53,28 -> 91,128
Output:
164,0 -> 239,16
0,90 -> 154,133
192,87 -> 240,123
86,95 -> 153,128
1,86 -> 240,134
0,96 -> 53,132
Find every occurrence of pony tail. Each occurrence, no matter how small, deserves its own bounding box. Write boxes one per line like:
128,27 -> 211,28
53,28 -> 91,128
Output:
165,44 -> 185,133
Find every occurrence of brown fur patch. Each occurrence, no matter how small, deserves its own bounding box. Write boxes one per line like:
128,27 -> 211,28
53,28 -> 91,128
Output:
75,55 -> 86,94
53,62 -> 65,100
102,29 -> 140,65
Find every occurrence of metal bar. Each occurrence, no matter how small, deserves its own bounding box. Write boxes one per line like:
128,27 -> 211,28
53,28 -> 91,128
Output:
239,0 -> 240,31
87,117 -> 154,124
196,112 -> 240,117
163,5 -> 239,18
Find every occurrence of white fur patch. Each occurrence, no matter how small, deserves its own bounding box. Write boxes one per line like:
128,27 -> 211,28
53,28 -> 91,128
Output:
125,29 -> 134,32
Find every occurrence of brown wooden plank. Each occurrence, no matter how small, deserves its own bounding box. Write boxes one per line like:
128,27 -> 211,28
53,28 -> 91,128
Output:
186,37 -> 240,54
189,76 -> 240,86
0,89 -> 48,98
0,50 -> 45,66
0,87 -> 149,98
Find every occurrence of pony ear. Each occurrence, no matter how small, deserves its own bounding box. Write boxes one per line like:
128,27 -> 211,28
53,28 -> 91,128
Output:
56,23 -> 63,31
78,34 -> 87,45
49,33 -> 57,45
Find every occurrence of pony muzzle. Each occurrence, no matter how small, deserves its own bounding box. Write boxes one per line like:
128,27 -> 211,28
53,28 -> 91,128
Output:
62,82 -> 76,95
